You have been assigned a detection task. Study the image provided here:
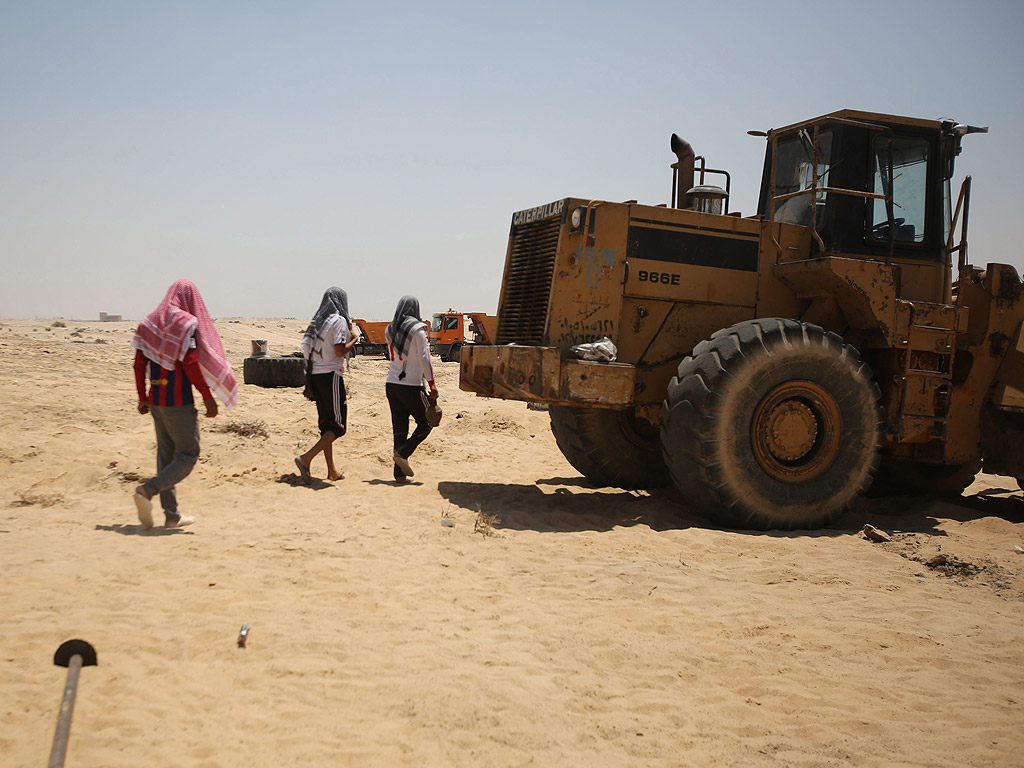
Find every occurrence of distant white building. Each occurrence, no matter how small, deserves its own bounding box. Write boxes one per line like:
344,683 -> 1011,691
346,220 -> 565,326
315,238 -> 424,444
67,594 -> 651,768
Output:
99,312 -> 122,322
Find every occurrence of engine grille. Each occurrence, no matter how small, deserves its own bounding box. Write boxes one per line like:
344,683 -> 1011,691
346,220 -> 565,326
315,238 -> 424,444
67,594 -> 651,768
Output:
495,217 -> 560,345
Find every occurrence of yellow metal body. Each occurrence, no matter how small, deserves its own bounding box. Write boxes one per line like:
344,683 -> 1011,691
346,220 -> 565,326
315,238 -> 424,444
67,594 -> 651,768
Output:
461,110 -> 1024,475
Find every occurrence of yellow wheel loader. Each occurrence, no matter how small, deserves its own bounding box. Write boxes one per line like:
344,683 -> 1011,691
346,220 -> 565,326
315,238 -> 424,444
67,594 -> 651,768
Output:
460,110 -> 1024,529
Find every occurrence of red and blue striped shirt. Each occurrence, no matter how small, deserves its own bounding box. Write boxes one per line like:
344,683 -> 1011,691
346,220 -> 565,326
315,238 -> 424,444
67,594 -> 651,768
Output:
134,337 -> 212,407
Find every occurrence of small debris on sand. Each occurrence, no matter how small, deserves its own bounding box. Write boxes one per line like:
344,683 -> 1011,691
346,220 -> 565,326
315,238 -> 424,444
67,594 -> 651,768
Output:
862,524 -> 892,543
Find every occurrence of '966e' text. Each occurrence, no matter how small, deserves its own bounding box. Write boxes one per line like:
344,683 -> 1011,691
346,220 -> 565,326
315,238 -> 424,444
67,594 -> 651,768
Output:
636,270 -> 680,285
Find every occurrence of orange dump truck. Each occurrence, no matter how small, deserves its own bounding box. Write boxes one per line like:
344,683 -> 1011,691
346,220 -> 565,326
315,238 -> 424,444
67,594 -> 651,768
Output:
352,319 -> 390,357
429,311 -> 497,362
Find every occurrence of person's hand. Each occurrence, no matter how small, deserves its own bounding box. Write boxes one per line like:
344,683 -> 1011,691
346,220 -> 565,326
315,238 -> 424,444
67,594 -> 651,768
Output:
204,397 -> 218,418
428,385 -> 438,403
138,401 -> 149,415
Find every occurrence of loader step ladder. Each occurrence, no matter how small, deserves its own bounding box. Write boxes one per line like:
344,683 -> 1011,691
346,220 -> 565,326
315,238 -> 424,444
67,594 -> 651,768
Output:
892,300 -> 962,444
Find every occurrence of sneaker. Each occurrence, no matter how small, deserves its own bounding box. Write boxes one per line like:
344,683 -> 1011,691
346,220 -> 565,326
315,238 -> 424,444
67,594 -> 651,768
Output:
134,490 -> 153,529
165,513 -> 195,528
393,451 -> 414,477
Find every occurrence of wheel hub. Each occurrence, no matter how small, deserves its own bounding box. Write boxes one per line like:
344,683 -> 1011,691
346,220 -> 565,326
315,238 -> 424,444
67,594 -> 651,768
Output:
762,400 -> 817,461
751,380 -> 842,483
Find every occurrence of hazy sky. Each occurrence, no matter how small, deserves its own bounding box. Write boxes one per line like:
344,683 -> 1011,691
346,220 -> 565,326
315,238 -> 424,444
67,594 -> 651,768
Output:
2,0 -> 1022,321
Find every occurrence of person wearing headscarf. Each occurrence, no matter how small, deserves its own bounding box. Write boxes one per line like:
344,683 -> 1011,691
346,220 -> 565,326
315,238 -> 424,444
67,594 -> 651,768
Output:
384,295 -> 438,483
131,279 -> 238,529
294,287 -> 357,485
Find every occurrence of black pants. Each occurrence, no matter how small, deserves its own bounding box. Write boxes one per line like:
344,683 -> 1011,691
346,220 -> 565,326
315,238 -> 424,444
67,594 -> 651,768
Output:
386,382 -> 432,479
311,371 -> 347,437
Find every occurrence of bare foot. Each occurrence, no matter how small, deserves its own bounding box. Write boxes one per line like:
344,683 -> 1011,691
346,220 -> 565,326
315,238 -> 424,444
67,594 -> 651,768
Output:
294,457 -> 312,486
327,471 -> 344,482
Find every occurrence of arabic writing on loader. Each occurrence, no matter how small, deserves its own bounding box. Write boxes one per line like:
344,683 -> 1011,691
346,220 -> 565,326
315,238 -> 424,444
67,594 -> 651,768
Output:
460,109 -> 1024,530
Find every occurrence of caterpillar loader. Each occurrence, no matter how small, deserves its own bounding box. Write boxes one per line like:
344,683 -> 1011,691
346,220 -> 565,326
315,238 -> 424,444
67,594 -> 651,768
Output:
460,109 -> 1024,529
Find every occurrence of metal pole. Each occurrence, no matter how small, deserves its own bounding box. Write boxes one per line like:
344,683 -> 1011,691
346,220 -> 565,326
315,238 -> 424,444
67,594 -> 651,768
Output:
48,639 -> 96,768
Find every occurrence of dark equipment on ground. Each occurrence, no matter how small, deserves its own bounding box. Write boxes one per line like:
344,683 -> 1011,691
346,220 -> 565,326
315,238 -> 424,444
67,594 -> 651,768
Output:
243,350 -> 306,388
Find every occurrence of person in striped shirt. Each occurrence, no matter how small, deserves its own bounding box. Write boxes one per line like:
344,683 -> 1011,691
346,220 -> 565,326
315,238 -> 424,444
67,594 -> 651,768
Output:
131,279 -> 237,529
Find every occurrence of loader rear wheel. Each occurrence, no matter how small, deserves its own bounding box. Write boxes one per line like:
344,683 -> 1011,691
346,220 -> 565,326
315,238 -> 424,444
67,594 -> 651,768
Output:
661,318 -> 882,530
867,459 -> 981,497
549,405 -> 668,490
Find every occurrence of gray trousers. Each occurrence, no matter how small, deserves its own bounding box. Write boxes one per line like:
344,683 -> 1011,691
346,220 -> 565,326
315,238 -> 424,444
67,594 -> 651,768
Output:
143,405 -> 200,513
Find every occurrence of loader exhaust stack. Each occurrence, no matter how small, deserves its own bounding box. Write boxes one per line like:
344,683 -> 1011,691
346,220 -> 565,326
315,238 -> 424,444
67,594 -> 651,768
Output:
671,133 -> 695,209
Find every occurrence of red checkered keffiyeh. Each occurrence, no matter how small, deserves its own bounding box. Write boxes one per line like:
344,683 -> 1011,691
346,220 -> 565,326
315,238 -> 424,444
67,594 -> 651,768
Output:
131,279 -> 238,409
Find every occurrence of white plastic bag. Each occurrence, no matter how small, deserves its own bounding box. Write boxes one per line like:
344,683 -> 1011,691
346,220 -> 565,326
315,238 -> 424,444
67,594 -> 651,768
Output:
570,337 -> 617,362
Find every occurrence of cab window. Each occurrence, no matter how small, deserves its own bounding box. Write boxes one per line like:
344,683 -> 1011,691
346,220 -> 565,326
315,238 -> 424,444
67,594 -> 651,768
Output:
772,129 -> 834,229
443,317 -> 459,331
871,137 -> 928,243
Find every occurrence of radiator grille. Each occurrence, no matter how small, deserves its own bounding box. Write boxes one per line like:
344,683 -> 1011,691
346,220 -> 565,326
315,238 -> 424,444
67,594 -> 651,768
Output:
495,218 -> 560,345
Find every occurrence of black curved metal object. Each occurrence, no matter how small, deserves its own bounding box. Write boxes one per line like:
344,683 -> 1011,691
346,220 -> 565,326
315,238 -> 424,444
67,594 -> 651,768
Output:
49,639 -> 97,768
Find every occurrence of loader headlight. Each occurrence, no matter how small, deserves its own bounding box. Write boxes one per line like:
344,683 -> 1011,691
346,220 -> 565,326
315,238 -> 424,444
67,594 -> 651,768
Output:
573,205 -> 589,233
569,205 -> 585,233
569,205 -> 585,230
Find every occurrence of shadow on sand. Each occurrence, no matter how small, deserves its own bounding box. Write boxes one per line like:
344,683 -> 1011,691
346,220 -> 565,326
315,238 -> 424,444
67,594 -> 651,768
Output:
95,523 -> 193,536
438,477 -> 1022,537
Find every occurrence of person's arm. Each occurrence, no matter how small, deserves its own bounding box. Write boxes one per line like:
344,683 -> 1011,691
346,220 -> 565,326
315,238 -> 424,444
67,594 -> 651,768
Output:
417,327 -> 438,399
181,347 -> 218,418
335,336 -> 358,356
334,319 -> 358,357
134,350 -> 150,414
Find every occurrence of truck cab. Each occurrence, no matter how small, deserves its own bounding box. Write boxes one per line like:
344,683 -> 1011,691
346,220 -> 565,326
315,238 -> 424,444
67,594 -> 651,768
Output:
430,311 -> 496,362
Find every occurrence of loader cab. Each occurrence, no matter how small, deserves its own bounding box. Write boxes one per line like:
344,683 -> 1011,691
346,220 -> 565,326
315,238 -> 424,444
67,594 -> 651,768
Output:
757,110 -> 959,264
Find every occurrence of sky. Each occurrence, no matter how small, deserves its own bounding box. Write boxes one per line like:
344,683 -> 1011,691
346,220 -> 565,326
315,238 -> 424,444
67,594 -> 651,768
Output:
2,0 -> 1023,322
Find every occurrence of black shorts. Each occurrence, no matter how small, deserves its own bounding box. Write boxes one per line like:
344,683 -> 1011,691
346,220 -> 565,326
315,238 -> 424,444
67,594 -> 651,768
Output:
310,371 -> 347,437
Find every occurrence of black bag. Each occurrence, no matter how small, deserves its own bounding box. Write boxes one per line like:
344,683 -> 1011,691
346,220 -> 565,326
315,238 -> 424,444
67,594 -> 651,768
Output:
302,353 -> 315,401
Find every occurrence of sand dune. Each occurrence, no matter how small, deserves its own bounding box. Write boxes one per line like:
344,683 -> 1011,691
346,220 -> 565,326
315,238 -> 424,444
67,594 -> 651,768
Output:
1,317 -> 1022,767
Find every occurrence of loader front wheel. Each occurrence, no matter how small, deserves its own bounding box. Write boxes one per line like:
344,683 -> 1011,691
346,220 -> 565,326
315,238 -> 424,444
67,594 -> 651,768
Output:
661,318 -> 882,530
549,405 -> 668,490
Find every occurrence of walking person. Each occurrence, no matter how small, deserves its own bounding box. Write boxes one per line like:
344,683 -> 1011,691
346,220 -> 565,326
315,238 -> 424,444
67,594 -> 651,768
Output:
385,295 -> 438,483
131,279 -> 238,529
295,287 -> 358,484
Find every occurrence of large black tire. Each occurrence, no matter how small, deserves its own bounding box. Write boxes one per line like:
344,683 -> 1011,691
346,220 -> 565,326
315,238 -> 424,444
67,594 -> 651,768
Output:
549,405 -> 668,490
867,458 -> 981,497
448,343 -> 463,363
243,355 -> 305,388
661,318 -> 882,530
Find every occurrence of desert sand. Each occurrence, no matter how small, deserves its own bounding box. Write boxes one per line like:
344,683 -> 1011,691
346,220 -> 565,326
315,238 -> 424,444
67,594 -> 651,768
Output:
1,316 -> 1022,767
